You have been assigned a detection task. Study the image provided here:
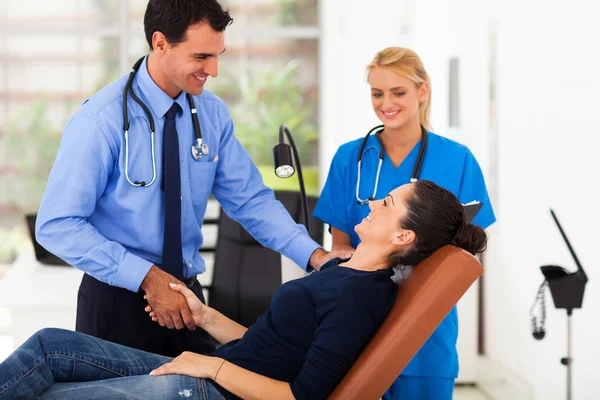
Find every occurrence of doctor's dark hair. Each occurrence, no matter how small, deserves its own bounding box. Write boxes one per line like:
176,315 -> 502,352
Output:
390,180 -> 487,267
367,47 -> 432,132
144,0 -> 233,50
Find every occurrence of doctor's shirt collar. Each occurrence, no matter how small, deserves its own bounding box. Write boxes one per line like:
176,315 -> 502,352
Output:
135,55 -> 188,119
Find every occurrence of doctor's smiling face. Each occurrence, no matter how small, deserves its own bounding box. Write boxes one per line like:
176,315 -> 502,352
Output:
143,0 -> 232,98
155,22 -> 226,97
369,67 -> 429,132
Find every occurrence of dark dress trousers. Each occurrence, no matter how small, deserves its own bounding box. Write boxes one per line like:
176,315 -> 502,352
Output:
75,274 -> 216,357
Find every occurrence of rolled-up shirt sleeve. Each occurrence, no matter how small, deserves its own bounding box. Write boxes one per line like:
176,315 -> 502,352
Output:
211,115 -> 320,271
35,113 -> 153,292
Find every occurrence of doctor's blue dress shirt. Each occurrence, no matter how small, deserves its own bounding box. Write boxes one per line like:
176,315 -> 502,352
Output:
36,56 -> 319,293
314,131 -> 496,394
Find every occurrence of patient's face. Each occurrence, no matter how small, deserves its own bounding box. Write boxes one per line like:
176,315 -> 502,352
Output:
355,184 -> 413,246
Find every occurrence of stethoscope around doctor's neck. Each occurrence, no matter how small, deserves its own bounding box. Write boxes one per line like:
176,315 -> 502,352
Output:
356,124 -> 428,204
123,55 -> 208,188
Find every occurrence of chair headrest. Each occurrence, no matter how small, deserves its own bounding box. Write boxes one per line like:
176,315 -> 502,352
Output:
329,245 -> 483,400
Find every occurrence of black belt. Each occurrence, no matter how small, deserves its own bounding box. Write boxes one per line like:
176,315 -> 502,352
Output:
155,263 -> 197,289
183,276 -> 197,289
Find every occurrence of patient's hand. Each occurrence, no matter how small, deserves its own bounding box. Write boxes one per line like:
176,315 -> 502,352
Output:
140,266 -> 196,331
150,352 -> 223,380
146,283 -> 210,328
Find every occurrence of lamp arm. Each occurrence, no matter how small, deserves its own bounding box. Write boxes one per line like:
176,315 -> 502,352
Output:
283,126 -> 310,236
278,125 -> 285,145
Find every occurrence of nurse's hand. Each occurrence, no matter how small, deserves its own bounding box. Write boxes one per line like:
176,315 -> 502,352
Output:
309,248 -> 353,271
140,266 -> 196,331
146,283 -> 210,328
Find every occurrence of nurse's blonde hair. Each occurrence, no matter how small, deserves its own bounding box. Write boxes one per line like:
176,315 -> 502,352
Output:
366,47 -> 432,131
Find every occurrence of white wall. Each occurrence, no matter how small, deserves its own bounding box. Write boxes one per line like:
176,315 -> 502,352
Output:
484,1 -> 600,399
408,0 -> 600,398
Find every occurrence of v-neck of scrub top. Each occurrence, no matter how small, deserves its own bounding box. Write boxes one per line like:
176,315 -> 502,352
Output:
368,133 -> 425,196
378,133 -> 423,176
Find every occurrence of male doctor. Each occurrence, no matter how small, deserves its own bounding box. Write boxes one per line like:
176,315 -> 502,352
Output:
36,0 -> 343,357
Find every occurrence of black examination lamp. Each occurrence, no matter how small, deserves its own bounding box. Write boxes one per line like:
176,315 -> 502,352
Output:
273,124 -> 310,235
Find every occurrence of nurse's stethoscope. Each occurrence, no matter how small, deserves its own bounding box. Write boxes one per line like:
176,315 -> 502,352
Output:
123,56 -> 209,187
356,125 -> 428,204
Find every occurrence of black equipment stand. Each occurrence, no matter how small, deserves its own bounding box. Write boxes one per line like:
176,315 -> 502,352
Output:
540,209 -> 588,400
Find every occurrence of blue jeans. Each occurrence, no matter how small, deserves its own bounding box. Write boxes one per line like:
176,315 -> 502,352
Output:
0,328 -> 225,400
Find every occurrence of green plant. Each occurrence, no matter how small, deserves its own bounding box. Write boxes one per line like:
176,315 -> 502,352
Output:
1,1 -> 119,214
213,60 -> 319,167
277,0 -> 318,26
3,99 -> 64,213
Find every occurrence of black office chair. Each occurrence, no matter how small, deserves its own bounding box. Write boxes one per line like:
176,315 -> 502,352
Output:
208,191 -> 323,327
25,214 -> 69,266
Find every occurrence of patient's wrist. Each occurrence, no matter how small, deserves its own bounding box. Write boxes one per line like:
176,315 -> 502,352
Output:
198,306 -> 216,329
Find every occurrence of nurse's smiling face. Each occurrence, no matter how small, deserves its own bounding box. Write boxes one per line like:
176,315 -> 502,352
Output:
355,184 -> 416,252
368,67 -> 429,132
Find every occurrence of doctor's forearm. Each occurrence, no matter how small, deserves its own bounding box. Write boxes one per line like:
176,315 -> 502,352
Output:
214,166 -> 319,271
35,215 -> 153,292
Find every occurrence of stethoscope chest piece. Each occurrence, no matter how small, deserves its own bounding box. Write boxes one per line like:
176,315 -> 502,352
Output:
191,140 -> 209,160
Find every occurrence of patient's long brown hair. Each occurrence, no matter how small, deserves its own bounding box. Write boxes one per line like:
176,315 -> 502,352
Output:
389,180 -> 487,266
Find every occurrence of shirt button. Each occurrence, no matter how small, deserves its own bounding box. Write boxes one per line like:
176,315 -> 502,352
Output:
188,263 -> 193,268
180,196 -> 183,201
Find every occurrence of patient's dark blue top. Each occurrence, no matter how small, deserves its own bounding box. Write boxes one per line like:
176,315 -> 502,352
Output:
211,258 -> 397,400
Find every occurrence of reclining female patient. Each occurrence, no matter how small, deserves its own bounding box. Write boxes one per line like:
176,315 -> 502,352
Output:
0,180 -> 487,400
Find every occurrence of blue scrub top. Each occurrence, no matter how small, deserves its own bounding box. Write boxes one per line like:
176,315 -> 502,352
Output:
314,131 -> 496,379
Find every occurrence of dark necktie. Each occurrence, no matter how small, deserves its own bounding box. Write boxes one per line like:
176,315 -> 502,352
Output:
162,102 -> 184,281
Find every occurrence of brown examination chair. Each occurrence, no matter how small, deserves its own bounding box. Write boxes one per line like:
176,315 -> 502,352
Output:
329,245 -> 484,400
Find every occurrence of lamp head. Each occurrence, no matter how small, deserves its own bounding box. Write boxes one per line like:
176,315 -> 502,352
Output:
272,123 -> 310,235
273,143 -> 295,178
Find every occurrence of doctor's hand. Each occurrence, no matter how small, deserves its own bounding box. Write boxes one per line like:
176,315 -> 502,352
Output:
309,248 -> 353,271
146,282 -> 211,329
140,266 -> 196,331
